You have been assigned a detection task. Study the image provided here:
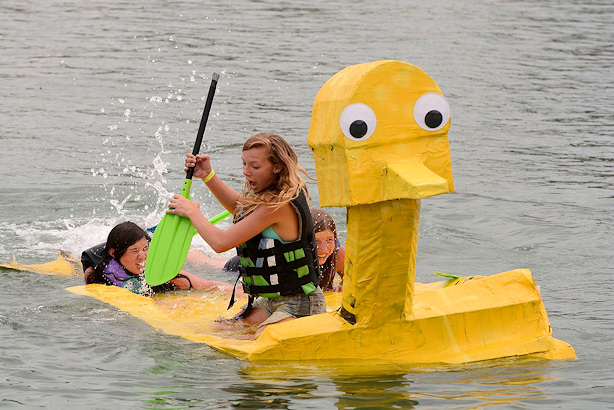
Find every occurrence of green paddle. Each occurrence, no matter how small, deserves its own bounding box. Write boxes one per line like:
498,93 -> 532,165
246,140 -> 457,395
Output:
145,72 -> 220,286
147,209 -> 230,236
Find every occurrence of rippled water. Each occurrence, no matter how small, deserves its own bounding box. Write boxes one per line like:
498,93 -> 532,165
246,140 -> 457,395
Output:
1,0 -> 612,408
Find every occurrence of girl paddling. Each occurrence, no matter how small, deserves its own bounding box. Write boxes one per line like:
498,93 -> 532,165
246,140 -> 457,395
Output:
167,132 -> 325,331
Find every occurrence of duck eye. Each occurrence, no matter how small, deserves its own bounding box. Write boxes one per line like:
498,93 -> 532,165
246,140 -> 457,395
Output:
413,93 -> 450,131
340,103 -> 376,141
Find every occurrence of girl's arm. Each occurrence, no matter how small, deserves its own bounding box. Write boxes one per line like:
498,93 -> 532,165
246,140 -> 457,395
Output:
170,270 -> 241,293
202,173 -> 241,213
186,248 -> 228,269
336,245 -> 346,279
332,245 -> 346,292
168,196 -> 297,253
84,266 -> 94,284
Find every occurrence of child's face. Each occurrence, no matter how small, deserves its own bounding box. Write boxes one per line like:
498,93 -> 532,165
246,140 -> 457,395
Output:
315,228 -> 336,265
242,146 -> 280,193
118,237 -> 149,275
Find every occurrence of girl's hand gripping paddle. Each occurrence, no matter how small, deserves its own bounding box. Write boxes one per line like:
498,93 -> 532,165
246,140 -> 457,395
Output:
145,73 -> 220,286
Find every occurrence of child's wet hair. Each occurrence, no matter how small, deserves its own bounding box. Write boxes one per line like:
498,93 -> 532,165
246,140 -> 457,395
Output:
311,208 -> 337,237
311,208 -> 338,291
105,221 -> 150,260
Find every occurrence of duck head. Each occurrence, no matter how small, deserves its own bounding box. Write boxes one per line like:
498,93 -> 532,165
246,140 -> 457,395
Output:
308,60 -> 454,206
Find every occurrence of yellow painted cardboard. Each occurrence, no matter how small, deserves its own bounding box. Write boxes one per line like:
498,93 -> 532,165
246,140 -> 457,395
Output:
307,60 -> 454,206
0,251 -> 82,276
65,269 -> 573,363
282,59 -> 570,363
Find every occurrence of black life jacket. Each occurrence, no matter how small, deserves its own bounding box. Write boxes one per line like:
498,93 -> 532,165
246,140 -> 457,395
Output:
235,189 -> 320,298
81,243 -> 105,274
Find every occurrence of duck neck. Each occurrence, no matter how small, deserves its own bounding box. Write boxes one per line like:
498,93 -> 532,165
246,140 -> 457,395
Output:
341,199 -> 420,326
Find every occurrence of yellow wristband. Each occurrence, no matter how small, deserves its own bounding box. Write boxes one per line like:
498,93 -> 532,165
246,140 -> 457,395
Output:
202,170 -> 215,183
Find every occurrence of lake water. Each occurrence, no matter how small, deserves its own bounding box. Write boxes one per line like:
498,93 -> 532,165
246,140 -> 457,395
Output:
1,0 -> 612,408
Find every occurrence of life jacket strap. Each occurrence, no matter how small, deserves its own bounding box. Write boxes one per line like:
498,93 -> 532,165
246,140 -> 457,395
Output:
227,272 -> 243,310
226,294 -> 254,321
238,256 -> 311,277
241,272 -> 317,296
236,239 -> 311,259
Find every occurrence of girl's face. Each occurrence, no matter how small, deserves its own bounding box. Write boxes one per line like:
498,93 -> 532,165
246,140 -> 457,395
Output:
115,237 -> 149,275
315,228 -> 336,265
242,146 -> 280,193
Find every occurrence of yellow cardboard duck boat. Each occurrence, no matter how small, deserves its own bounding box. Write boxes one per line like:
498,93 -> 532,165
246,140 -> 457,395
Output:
5,60 -> 574,363
303,60 -> 575,363
193,59 -> 573,362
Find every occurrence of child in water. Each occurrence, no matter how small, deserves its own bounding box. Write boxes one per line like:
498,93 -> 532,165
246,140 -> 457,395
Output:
82,221 -> 233,295
311,208 -> 345,291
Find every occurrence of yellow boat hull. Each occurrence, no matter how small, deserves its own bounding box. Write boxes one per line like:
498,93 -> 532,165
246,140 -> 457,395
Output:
4,252 -> 574,363
66,267 -> 574,363
207,268 -> 574,362
1,251 -> 82,276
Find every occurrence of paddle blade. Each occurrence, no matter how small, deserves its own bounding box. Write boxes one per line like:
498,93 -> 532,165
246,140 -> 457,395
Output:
145,178 -> 195,286
145,212 -> 196,286
144,208 -> 232,286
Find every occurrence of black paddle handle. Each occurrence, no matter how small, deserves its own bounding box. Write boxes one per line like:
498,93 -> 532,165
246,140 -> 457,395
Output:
186,72 -> 219,180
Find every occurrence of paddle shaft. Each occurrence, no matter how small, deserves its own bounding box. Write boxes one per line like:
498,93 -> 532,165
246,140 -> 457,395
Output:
186,72 -> 220,180
144,73 -> 221,286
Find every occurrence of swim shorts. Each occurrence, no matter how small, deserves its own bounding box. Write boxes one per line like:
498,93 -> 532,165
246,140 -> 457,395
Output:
251,287 -> 326,328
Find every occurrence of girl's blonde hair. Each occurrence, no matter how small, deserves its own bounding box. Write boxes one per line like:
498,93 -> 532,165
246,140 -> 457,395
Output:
234,132 -> 312,220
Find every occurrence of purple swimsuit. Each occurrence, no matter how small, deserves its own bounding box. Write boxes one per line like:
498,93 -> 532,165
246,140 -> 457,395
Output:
103,259 -> 153,295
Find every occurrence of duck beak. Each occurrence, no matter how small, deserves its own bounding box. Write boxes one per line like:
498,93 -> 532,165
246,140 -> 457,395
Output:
315,148 -> 454,206
383,159 -> 450,200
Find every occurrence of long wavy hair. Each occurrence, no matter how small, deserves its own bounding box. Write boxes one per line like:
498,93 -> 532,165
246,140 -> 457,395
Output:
311,208 -> 338,291
234,132 -> 313,221
87,221 -> 150,284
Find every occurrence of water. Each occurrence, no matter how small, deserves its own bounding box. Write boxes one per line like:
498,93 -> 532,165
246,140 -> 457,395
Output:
1,0 -> 612,408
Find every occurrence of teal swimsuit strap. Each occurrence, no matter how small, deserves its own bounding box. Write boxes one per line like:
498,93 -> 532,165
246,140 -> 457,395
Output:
261,225 -> 292,244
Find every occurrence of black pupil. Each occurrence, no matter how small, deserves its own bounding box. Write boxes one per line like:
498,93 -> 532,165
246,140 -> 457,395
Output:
349,120 -> 368,138
425,110 -> 443,129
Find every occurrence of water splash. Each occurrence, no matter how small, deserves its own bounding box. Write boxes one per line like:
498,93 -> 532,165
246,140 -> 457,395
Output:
154,125 -> 170,153
109,194 -> 133,215
152,154 -> 168,178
